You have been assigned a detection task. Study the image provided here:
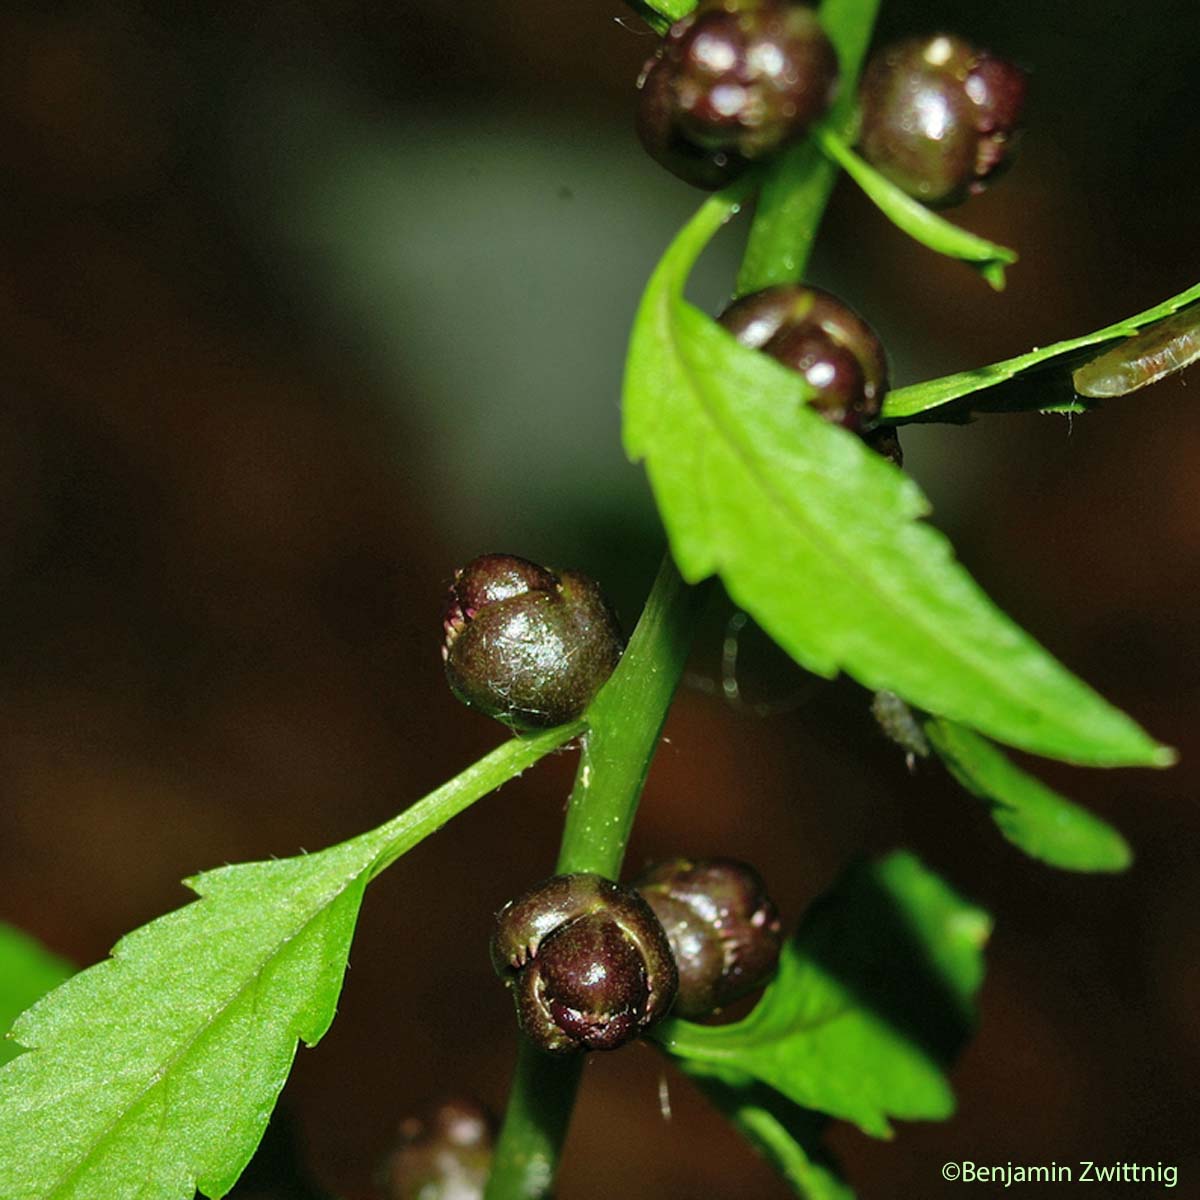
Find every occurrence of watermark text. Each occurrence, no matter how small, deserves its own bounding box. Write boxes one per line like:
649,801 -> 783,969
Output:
940,1160 -> 1178,1188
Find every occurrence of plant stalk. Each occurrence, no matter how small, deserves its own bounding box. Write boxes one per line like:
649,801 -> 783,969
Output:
484,555 -> 709,1200
486,6 -> 881,1192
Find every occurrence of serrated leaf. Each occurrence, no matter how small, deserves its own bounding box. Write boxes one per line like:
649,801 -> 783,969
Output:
0,842 -> 372,1200
884,282 -> 1200,421
623,195 -> 1172,767
925,718 -> 1132,873
678,1070 -> 854,1200
815,130 -> 1016,289
0,727 -> 578,1200
0,926 -> 73,1068
653,853 -> 991,1138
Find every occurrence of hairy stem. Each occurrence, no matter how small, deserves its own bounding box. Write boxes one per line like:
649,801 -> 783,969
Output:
484,556 -> 709,1200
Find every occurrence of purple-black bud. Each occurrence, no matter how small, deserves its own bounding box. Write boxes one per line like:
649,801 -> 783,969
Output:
491,874 -> 678,1053
442,554 -> 623,731
637,0 -> 839,189
718,285 -> 890,434
858,34 -> 1027,207
632,857 -> 782,1018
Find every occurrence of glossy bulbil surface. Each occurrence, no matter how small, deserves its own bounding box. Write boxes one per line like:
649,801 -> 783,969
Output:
633,857 -> 782,1018
637,0 -> 839,189
442,554 -> 622,730
858,34 -> 1027,207
491,873 -> 678,1053
718,284 -> 889,433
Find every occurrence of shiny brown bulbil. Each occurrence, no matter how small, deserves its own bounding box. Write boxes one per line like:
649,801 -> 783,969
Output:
718,285 -> 890,434
442,554 -> 623,730
491,873 -> 679,1054
637,0 -> 839,189
633,858 -> 782,1018
377,1096 -> 495,1200
858,34 -> 1027,207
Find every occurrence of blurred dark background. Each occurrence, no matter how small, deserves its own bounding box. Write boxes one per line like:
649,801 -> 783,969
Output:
1,1 -> 1197,1196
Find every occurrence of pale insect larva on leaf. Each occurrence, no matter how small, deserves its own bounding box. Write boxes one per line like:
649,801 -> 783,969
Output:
1072,305 -> 1200,397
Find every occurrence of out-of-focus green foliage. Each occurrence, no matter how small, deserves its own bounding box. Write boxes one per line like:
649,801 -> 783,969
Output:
816,131 -> 1016,289
927,718 -> 1132,872
0,924 -> 73,1068
655,853 -> 989,1163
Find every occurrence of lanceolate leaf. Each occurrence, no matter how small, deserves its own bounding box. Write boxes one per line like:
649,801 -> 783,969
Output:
654,853 -> 990,1139
0,727 -> 579,1200
623,193 -> 1171,767
925,718 -> 1132,873
0,926 -> 73,1069
884,282 -> 1200,421
814,130 -> 1016,290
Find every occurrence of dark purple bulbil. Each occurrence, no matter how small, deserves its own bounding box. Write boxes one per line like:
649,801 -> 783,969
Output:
491,874 -> 678,1054
858,34 -> 1027,207
717,285 -> 890,435
633,857 -> 782,1018
637,0 -> 839,189
377,1097 -> 495,1200
442,554 -> 623,731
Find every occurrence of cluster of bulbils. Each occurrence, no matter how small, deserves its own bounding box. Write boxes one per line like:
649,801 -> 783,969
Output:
637,4 -> 1026,458
441,557 -> 783,1051
491,860 -> 783,1053
439,7 -> 1028,1061
636,0 -> 1026,204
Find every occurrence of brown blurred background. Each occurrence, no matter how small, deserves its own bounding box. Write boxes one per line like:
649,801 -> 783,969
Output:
1,1 -> 1197,1196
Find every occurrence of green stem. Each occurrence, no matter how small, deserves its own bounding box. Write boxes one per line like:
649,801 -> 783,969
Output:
557,556 -> 709,877
366,722 -> 585,882
486,9 -> 883,1194
737,0 -> 881,295
484,556 -> 710,1200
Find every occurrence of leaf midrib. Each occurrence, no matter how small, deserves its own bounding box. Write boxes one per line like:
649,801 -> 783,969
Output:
35,865 -> 368,1200
660,297 -> 1113,756
887,282 -> 1200,419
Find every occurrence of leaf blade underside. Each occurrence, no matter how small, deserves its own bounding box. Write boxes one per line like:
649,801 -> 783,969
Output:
623,195 -> 1170,767
655,853 -> 991,1140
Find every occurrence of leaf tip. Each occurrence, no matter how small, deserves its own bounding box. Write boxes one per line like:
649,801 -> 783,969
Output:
1149,742 -> 1179,769
952,907 -> 994,950
982,262 -> 1008,291
1102,836 -> 1135,873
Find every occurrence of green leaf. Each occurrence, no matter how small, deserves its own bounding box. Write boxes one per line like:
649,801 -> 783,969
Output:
737,0 -> 881,294
653,853 -> 991,1138
679,1070 -> 854,1200
925,718 -> 1132,873
634,0 -> 694,31
623,195 -> 1172,767
884,282 -> 1200,421
0,925 -> 73,1068
815,130 -> 1016,290
0,727 -> 579,1200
